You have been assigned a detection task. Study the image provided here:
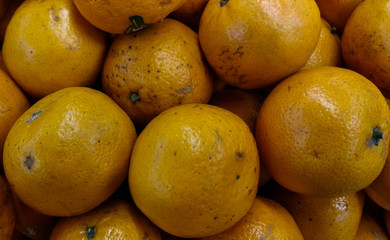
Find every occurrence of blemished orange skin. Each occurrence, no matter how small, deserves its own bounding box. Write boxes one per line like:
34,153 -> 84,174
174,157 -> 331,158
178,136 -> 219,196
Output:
301,18 -> 342,70
0,174 -> 16,240
73,0 -> 186,34
0,68 -> 30,165
208,89 -> 271,187
13,194 -> 58,240
3,87 -> 137,217
49,199 -> 161,240
200,197 -> 304,240
129,104 -> 260,238
2,0 -> 108,99
315,0 -> 363,34
198,0 -> 321,89
271,185 -> 365,240
341,0 -> 390,91
102,18 -> 213,126
354,213 -> 389,240
256,66 -> 390,197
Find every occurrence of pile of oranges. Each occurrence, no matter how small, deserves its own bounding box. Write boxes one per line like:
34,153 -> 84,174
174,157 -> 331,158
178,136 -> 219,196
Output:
2,0 -> 390,239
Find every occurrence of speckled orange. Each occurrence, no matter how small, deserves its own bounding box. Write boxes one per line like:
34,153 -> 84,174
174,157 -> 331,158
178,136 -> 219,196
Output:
129,103 -> 260,238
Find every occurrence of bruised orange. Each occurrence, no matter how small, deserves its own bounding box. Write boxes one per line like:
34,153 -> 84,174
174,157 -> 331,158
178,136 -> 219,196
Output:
341,0 -> 390,91
199,0 -> 321,89
256,66 -> 390,197
102,18 -> 213,126
129,103 -> 260,238
3,87 -> 137,217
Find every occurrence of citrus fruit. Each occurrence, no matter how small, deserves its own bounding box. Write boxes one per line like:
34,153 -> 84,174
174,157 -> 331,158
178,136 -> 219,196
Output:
0,68 -> 30,165
208,89 -> 271,187
271,185 -> 365,240
129,103 -> 260,238
2,0 -> 108,99
301,18 -> 342,70
49,199 -> 161,240
200,196 -> 304,240
13,194 -> 58,240
354,212 -> 389,239
102,18 -> 213,126
198,0 -> 321,89
256,66 -> 390,197
73,0 -> 186,34
3,87 -> 137,217
169,0 -> 209,29
315,0 -> 363,34
341,0 -> 390,91
0,174 -> 15,240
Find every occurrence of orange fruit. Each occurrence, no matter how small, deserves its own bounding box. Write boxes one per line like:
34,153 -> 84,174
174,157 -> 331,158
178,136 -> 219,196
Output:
13,194 -> 58,240
256,66 -> 390,197
301,18 -> 342,70
354,212 -> 389,240
341,0 -> 390,91
49,198 -> 161,239
129,103 -> 260,238
0,174 -> 16,240
208,89 -> 271,187
200,196 -> 304,240
198,0 -> 321,89
102,18 -> 213,126
0,68 -> 30,165
3,87 -> 137,217
2,0 -> 108,99
73,0 -> 186,34
315,0 -> 363,34
208,89 -> 264,133
169,0 -> 209,29
271,185 -> 365,240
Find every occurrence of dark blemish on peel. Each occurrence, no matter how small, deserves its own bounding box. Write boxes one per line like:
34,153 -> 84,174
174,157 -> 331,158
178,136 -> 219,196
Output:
24,156 -> 34,170
26,110 -> 42,123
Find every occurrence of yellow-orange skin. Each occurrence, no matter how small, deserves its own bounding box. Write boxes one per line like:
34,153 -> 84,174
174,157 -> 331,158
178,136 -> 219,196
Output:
49,199 -> 161,240
0,0 -> 23,42
198,0 -> 321,89
170,0 -> 209,29
272,185 -> 364,240
102,18 -> 213,126
301,18 -> 342,70
73,0 -> 186,34
200,197 -> 304,240
341,0 -> 390,91
129,103 -> 260,238
0,69 -> 30,165
256,66 -> 390,197
315,0 -> 363,34
3,87 -> 137,217
2,0 -> 108,99
0,174 -> 16,240
208,89 -> 271,187
13,194 -> 58,240
354,213 -> 389,240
